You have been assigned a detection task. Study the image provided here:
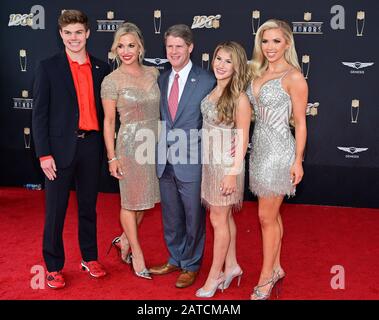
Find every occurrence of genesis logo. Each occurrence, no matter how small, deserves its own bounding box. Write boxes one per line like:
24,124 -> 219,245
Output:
337,146 -> 368,158
144,58 -> 169,70
342,62 -> 374,74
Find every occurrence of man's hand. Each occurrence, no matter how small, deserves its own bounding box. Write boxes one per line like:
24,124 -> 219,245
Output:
40,158 -> 57,180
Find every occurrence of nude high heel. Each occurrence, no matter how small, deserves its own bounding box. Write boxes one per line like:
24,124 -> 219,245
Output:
196,276 -> 225,298
218,266 -> 243,290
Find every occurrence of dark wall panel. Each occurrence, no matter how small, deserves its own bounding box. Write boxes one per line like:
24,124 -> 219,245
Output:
1,0 -> 378,207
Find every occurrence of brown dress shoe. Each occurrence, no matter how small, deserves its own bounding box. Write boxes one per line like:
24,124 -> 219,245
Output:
175,270 -> 198,288
148,263 -> 180,275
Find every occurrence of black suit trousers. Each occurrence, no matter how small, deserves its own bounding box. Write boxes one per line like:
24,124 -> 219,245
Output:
43,132 -> 102,272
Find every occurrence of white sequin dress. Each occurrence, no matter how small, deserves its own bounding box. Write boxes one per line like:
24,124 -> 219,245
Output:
200,95 -> 245,209
246,72 -> 296,197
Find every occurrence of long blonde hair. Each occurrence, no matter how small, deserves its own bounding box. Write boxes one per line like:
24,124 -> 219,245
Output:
111,22 -> 145,66
250,19 -> 300,79
212,41 -> 250,125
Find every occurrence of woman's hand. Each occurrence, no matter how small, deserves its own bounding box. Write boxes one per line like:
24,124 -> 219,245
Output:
220,175 -> 237,196
290,160 -> 304,185
109,160 -> 124,180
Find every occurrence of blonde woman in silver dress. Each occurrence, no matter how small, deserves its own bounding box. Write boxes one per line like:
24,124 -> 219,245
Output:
247,19 -> 308,299
196,42 -> 251,298
101,23 -> 160,280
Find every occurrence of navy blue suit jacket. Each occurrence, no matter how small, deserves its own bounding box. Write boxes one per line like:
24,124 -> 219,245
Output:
156,64 -> 215,182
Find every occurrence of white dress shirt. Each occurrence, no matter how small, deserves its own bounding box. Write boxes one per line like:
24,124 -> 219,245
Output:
167,60 -> 193,103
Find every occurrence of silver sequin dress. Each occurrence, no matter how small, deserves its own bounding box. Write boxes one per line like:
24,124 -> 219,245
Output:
200,95 -> 245,209
246,73 -> 296,197
101,66 -> 160,210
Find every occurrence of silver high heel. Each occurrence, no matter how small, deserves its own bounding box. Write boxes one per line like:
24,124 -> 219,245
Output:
196,277 -> 225,298
125,252 -> 132,264
219,266 -> 243,290
130,255 -> 152,280
107,236 -> 132,264
274,266 -> 286,281
135,268 -> 152,280
273,267 -> 285,296
250,271 -> 280,300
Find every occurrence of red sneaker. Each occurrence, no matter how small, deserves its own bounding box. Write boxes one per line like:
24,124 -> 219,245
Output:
46,271 -> 65,289
80,261 -> 107,278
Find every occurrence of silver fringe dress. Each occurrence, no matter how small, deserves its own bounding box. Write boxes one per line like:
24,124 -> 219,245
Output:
200,96 -> 245,210
246,74 -> 296,197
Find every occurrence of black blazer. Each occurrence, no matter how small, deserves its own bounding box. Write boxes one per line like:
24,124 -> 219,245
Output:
32,51 -> 110,168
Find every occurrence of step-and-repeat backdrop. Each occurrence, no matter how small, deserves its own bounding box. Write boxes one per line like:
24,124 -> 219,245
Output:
1,0 -> 378,207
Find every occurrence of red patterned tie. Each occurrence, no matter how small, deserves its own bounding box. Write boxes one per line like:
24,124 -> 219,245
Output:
168,73 -> 179,121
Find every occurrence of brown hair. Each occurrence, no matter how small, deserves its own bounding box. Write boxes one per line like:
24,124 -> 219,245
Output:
58,10 -> 89,31
164,24 -> 194,46
212,41 -> 249,125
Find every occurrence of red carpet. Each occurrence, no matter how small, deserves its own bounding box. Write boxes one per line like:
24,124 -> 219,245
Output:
0,187 -> 378,300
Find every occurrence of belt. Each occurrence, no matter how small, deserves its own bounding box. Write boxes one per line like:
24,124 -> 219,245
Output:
77,130 -> 97,138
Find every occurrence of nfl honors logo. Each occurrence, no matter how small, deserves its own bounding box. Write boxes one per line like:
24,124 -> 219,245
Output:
97,11 -> 124,32
13,90 -> 33,110
292,12 -> 323,34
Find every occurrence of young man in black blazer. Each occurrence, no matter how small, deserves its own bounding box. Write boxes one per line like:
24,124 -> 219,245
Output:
32,10 -> 110,289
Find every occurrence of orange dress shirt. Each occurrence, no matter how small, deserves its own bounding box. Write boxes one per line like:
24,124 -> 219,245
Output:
67,52 -> 99,131
40,53 -> 99,162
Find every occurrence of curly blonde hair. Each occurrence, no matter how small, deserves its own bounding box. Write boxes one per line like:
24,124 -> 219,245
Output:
212,41 -> 250,125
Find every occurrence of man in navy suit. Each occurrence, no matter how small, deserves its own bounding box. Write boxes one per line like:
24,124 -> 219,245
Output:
149,24 -> 215,288
32,10 -> 109,289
